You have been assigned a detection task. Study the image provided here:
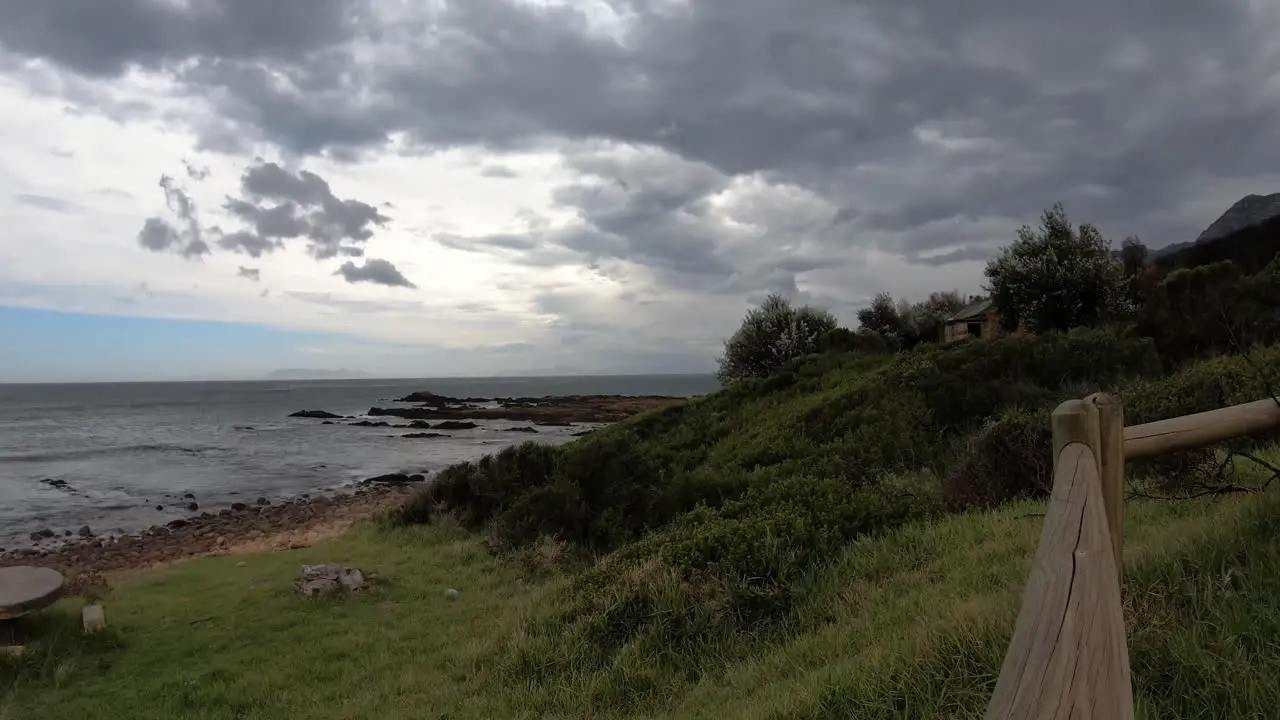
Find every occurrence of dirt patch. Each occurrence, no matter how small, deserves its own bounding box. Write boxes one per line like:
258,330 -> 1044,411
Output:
0,486 -> 412,584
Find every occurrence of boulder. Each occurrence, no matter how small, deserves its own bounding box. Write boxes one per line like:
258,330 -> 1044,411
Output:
78,525 -> 94,538
407,420 -> 432,429
349,420 -> 391,428
288,410 -> 343,419
434,421 -> 479,431
363,473 -> 414,485
502,426 -> 538,433
402,432 -> 450,439
28,529 -> 55,541
297,564 -> 365,596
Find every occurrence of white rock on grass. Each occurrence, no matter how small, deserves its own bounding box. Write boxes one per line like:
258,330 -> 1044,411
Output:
444,588 -> 460,602
297,564 -> 365,596
82,604 -> 106,633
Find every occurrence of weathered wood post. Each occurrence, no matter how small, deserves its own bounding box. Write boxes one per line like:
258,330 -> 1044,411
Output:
1087,392 -> 1125,577
986,399 -> 1134,719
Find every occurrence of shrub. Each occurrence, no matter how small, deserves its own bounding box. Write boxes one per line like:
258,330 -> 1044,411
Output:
943,408 -> 1053,511
1121,345 -> 1280,491
893,326 -> 1161,432
716,293 -> 838,385
503,474 -> 941,685
1137,258 -> 1280,366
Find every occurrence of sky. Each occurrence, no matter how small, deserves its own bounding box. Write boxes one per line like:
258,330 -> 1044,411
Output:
2,1 -> 1279,382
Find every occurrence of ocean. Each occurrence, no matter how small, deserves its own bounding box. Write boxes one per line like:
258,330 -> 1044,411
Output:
0,375 -> 717,549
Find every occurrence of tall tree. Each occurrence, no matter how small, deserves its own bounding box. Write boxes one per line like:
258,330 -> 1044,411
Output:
856,292 -> 905,341
984,203 -> 1127,333
716,293 -> 838,384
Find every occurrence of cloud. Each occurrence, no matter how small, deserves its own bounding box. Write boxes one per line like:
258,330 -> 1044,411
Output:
6,0 -> 1280,379
183,160 -> 210,181
135,161 -> 390,266
334,258 -> 416,288
0,0 -> 368,77
136,174 -> 210,259
15,193 -> 81,213
479,164 -> 519,179
220,162 -> 390,260
236,266 -> 261,282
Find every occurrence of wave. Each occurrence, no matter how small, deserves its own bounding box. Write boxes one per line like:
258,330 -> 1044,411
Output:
0,443 -> 215,464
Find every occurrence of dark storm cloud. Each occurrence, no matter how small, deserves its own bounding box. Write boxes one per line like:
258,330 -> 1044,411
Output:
334,258 -> 416,289
8,0 -> 1280,300
72,0 -> 1264,269
0,0 -> 369,76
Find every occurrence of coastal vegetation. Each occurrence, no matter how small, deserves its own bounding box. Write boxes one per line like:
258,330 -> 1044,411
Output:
5,201 -> 1280,718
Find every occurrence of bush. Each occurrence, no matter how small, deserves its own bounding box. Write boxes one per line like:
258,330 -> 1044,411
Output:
893,326 -> 1161,432
716,293 -> 838,385
943,408 -> 1053,511
502,474 -> 941,685
1137,258 -> 1280,366
1121,345 -> 1280,491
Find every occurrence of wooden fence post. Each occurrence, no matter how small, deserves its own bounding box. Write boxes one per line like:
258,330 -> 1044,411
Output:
1051,399 -> 1091,459
988,399 -> 1134,719
1087,393 -> 1125,578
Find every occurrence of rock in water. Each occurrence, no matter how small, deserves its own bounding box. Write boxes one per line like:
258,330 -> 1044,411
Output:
363,473 -> 413,485
297,564 -> 365,596
288,410 -> 343,419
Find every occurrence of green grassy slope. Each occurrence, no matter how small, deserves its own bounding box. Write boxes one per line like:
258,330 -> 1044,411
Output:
5,482 -> 1280,719
8,331 -> 1280,718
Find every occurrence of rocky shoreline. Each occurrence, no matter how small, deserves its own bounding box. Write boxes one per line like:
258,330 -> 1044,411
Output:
368,392 -> 687,424
0,484 -> 415,589
0,392 -> 692,588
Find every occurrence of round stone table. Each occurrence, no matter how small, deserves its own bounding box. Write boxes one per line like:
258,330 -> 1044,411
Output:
0,566 -> 65,620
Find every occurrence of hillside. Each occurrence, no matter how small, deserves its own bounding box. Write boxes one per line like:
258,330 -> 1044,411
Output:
1157,195 -> 1280,274
8,331 -> 1280,718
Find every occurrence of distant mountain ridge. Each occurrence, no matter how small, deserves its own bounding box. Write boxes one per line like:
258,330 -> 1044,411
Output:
1155,192 -> 1280,272
1195,193 -> 1280,244
267,368 -> 368,380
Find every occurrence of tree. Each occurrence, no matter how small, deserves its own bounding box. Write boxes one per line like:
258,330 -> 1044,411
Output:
857,290 -> 965,348
907,290 -> 966,346
1120,236 -> 1149,279
984,203 -> 1126,333
856,292 -> 906,342
716,293 -> 838,384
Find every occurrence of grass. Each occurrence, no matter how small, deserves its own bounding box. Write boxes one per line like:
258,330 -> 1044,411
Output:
5,472 -> 1280,719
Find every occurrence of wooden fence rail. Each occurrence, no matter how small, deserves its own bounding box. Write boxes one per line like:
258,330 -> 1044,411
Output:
985,392 -> 1280,719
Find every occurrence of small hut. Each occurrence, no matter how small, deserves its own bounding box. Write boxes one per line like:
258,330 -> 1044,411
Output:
943,296 -> 1001,343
